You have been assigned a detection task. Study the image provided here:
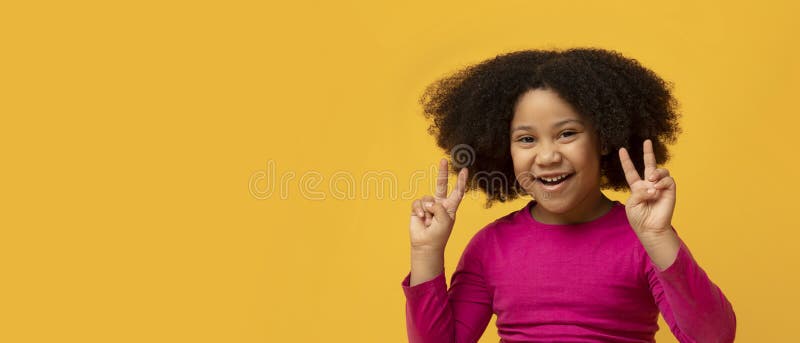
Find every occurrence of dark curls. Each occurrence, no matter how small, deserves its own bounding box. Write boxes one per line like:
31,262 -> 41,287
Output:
420,48 -> 682,208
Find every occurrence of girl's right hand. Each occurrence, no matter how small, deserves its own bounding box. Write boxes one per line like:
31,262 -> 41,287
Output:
409,158 -> 469,252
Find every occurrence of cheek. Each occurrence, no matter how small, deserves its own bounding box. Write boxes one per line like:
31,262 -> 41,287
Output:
509,149 -> 522,168
510,150 -> 536,188
573,150 -> 602,174
510,149 -> 532,171
567,141 -> 601,166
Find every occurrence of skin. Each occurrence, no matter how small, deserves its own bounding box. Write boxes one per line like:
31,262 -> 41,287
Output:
408,89 -> 681,286
509,88 -> 614,225
619,138 -> 680,271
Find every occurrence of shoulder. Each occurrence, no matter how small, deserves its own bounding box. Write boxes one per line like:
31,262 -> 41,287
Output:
464,203 -> 529,248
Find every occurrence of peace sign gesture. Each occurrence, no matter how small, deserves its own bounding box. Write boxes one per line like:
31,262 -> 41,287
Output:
409,158 -> 469,252
618,139 -> 676,237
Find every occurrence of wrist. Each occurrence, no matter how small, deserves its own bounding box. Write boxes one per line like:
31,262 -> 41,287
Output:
411,248 -> 444,265
410,248 -> 445,286
636,225 -> 677,247
411,245 -> 445,256
636,227 -> 681,271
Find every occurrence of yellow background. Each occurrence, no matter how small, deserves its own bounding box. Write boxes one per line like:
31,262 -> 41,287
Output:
1,1 -> 797,342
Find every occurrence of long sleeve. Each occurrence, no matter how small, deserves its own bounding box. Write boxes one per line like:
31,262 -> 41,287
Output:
646,232 -> 737,343
400,232 -> 493,343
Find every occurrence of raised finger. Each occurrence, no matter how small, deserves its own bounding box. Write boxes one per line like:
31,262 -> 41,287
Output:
643,139 -> 657,180
435,158 -> 448,199
447,167 -> 469,207
618,147 -> 642,185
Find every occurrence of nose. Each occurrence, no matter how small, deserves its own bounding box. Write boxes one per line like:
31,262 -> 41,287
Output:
535,142 -> 562,166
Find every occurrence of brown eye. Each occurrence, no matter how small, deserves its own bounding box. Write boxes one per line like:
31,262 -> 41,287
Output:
518,136 -> 534,143
560,131 -> 577,138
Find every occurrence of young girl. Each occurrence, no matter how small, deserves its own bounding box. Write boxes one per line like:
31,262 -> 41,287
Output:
402,48 -> 736,342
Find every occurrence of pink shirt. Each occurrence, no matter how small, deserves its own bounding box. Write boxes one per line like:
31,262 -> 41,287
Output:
401,200 -> 736,342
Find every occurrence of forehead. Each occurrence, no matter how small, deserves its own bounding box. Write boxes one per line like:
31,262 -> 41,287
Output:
511,88 -> 583,126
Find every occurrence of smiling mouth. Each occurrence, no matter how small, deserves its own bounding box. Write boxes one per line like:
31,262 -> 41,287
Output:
536,173 -> 575,186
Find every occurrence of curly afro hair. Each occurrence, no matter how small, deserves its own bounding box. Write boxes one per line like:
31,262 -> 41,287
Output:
420,47 -> 682,208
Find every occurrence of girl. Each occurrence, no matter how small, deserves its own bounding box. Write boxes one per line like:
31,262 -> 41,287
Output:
402,48 -> 736,342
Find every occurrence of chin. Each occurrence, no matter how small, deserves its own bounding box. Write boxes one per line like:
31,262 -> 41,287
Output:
535,197 -> 575,214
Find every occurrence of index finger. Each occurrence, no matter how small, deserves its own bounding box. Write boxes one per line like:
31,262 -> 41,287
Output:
618,146 -> 642,186
643,139 -> 657,180
435,158 -> 448,199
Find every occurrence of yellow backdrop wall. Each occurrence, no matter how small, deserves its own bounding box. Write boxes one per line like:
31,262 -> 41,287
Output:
2,1 -> 797,342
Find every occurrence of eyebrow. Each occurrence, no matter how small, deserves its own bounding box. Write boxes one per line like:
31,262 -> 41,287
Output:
511,119 -> 584,133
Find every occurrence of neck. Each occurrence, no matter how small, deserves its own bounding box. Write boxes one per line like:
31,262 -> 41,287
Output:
531,191 -> 613,225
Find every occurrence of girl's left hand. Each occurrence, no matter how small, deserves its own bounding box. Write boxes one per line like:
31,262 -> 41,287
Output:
618,139 -> 676,237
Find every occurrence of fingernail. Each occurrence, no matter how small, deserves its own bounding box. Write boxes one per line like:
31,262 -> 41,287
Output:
647,188 -> 655,194
425,202 -> 432,208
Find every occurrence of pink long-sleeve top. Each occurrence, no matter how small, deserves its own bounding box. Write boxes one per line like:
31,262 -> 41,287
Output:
401,200 -> 736,343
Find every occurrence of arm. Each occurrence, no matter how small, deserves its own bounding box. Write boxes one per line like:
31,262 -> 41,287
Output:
644,228 -> 737,343
618,141 -> 736,342
400,233 -> 493,343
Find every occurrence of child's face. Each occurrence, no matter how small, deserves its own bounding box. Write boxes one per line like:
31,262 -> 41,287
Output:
510,88 -> 605,216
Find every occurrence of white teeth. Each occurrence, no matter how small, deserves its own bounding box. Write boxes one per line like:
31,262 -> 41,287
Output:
541,174 -> 568,182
